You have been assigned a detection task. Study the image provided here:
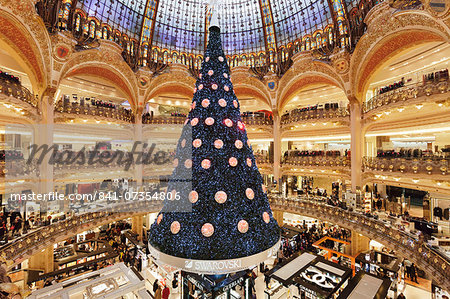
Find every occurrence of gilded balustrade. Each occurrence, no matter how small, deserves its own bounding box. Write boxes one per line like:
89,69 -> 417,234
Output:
0,78 -> 38,108
268,195 -> 450,290
363,79 -> 449,113
56,102 -> 134,123
363,156 -> 448,176
283,156 -> 351,168
0,201 -> 163,266
281,107 -> 349,126
142,116 -> 186,125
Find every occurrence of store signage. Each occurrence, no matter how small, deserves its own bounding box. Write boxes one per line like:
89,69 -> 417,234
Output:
149,239 -> 280,274
222,277 -> 244,292
185,275 -> 207,292
184,259 -> 242,272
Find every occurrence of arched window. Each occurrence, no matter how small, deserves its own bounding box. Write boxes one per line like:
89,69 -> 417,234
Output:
58,0 -> 72,29
327,28 -> 334,45
142,45 -> 148,66
305,38 -> 311,51
163,51 -> 169,64
89,21 -> 96,39
102,27 -> 109,40
250,55 -> 256,68
241,55 -> 247,66
316,33 -> 322,48
172,52 -> 178,63
181,54 -> 186,65
74,14 -> 82,32
152,48 -> 159,61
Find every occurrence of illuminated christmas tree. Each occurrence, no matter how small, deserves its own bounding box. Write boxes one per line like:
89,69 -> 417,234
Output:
148,24 -> 280,268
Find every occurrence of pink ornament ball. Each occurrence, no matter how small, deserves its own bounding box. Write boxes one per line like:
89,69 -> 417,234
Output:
193,139 -> 202,148
246,158 -> 252,167
205,57 -> 210,62
212,84 -> 218,90
246,188 -> 255,199
198,84 -> 204,90
229,157 -> 238,167
238,220 -> 249,233
171,221 -> 180,234
235,140 -> 243,149
189,191 -> 199,203
157,214 -> 163,225
223,73 -> 228,78
218,99 -> 227,107
218,56 -> 224,62
215,191 -> 227,203
181,139 -> 186,148
202,223 -> 214,237
184,159 -> 192,169
173,159 -> 179,167
224,85 -> 230,92
224,119 -> 233,127
263,212 -> 270,223
208,70 -> 214,76
233,100 -> 238,108
214,139 -> 224,149
205,117 -> 215,126
202,99 -> 210,108
201,159 -> 211,169
191,118 -> 199,126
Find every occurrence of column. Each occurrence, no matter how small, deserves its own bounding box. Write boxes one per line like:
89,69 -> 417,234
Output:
349,101 -> 363,193
273,111 -> 281,190
35,88 -> 56,213
273,210 -> 284,226
132,215 -> 144,241
134,111 -> 143,189
350,230 -> 370,256
28,245 -> 54,273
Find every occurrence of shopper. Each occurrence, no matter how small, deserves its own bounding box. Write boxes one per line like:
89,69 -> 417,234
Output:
264,274 -> 271,289
162,286 -> 170,299
410,263 -> 418,283
398,293 -> 406,299
154,285 -> 162,299
153,279 -> 159,294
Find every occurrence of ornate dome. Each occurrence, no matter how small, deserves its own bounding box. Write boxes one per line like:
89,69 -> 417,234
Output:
70,0 -> 356,58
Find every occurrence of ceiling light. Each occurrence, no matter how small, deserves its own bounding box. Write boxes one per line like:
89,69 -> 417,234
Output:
397,107 -> 404,112
415,104 -> 423,109
412,179 -> 419,183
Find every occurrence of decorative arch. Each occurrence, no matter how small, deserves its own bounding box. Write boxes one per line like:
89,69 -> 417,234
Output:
277,58 -> 345,111
351,7 -> 450,98
0,1 -> 52,94
144,72 -> 196,102
59,49 -> 139,110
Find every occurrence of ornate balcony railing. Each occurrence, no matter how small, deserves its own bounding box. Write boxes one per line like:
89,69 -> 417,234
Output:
283,156 -> 351,168
241,115 -> 273,127
255,155 -> 271,166
56,101 -> 134,123
363,156 -> 449,176
268,196 -> 450,290
363,79 -> 450,114
142,115 -> 186,125
0,76 -> 38,108
281,107 -> 349,126
0,201 -> 163,267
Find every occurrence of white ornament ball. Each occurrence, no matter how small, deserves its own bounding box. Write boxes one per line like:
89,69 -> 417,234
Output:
171,221 -> 180,234
201,159 -> 211,169
218,56 -> 224,62
215,191 -> 227,204
157,214 -> 163,225
224,119 -> 233,127
214,139 -> 224,149
246,158 -> 252,167
238,220 -> 249,233
199,73 -> 202,79
198,84 -> 203,90
233,100 -> 238,108
205,57 -> 210,62
205,117 -> 215,126
235,140 -> 243,149
184,159 -> 192,168
246,188 -> 255,199
212,84 -> 218,90
218,99 -> 227,107
193,139 -> 202,148
189,191 -> 199,203
201,223 -> 214,237
223,73 -> 228,78
191,118 -> 199,126
194,88 -> 197,93
229,157 -> 238,167
202,99 -> 210,108
208,70 -> 214,76
224,85 -> 230,92
263,212 -> 270,223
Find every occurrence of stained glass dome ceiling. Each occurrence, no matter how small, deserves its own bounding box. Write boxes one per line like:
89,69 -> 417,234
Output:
75,0 -> 351,56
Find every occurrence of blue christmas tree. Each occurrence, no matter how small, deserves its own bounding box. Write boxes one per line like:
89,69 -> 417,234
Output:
148,25 -> 280,262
